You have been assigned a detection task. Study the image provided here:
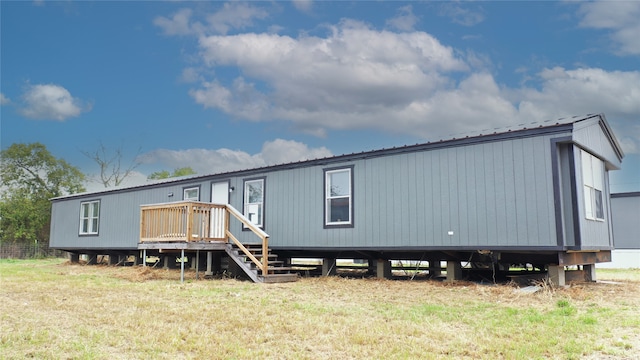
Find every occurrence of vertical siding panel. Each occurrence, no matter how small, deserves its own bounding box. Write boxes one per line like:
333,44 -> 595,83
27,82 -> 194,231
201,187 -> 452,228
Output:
438,150 -> 450,247
415,152 -> 426,246
284,170 -> 292,247
455,147 -> 468,246
512,139 -> 527,246
421,152 -> 434,246
388,156 -> 398,246
408,152 -> 419,246
403,153 -> 413,246
466,145 -> 479,245
474,144 -> 489,244
358,161 -> 367,247
497,141 -> 514,246
397,155 -> 406,246
432,151 -> 443,246
522,137 -> 539,247
451,149 -> 462,246
365,159 -> 377,247
483,143 -> 497,244
533,137 -> 549,245
543,138 -> 556,245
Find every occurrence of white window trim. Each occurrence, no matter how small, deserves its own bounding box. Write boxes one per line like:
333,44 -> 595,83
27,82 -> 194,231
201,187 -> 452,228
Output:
243,178 -> 264,229
79,200 -> 100,235
581,150 -> 605,222
325,167 -> 353,226
183,186 -> 200,201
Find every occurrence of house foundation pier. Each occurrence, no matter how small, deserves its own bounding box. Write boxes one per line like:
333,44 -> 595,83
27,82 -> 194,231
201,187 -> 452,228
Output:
446,261 -> 462,282
322,258 -> 337,276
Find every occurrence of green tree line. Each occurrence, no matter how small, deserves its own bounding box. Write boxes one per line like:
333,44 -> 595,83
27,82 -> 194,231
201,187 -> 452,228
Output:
1,142 -> 195,246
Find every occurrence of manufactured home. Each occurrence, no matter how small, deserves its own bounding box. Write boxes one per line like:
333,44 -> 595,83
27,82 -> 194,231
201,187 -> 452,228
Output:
50,113 -> 624,285
598,192 -> 640,269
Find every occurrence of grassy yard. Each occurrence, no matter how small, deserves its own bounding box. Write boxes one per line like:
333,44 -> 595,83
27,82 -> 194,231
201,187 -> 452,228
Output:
1,259 -> 639,359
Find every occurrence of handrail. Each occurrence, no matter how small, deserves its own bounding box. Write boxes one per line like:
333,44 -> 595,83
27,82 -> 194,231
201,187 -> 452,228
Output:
140,201 -> 226,242
225,204 -> 270,275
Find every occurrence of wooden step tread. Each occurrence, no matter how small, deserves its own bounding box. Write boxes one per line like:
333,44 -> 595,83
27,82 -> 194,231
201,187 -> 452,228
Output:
235,243 -> 264,248
261,274 -> 298,283
266,266 -> 296,271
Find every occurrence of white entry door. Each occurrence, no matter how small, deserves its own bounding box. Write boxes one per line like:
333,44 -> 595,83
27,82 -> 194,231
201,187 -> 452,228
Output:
210,182 -> 229,238
211,182 -> 229,205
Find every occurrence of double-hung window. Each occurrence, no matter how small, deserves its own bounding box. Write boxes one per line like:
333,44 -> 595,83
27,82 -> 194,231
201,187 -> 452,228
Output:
183,186 -> 200,201
324,166 -> 353,227
243,178 -> 264,228
581,150 -> 605,221
79,200 -> 100,235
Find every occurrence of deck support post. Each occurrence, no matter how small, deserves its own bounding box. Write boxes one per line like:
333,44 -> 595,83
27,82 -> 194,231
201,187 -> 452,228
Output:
143,249 -> 147,267
180,249 -> 185,283
548,265 -> 566,287
322,258 -> 337,276
205,251 -> 213,276
446,261 -> 462,282
195,250 -> 200,280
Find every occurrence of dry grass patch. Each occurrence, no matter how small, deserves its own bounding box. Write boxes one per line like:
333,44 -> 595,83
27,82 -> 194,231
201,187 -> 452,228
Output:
1,259 -> 639,359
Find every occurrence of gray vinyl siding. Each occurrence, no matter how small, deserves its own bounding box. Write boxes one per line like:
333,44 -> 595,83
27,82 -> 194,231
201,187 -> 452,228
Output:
611,193 -> 640,249
239,134 -> 562,249
573,118 -> 622,169
558,145 -> 577,247
50,182 -> 210,249
573,145 -> 614,249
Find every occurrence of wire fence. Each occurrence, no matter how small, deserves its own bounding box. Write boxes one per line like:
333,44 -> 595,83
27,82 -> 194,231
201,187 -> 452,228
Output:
0,242 -> 66,259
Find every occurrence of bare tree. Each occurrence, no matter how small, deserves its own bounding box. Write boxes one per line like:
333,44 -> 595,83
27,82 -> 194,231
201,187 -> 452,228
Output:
82,142 -> 141,188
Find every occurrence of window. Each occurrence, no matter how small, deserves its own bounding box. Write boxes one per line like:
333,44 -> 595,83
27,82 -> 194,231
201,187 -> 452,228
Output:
183,186 -> 200,201
581,150 -> 605,221
324,167 -> 353,227
79,200 -> 100,235
243,178 -> 264,228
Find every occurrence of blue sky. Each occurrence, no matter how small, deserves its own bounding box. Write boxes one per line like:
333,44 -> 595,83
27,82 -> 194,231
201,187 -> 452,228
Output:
1,1 -> 639,193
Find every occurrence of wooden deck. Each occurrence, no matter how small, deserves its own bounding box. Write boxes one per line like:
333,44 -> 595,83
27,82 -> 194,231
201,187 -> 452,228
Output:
138,201 -> 297,283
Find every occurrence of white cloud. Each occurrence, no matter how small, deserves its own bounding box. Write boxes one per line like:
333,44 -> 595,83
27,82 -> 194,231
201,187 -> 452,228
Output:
386,5 -> 419,32
578,1 -> 640,56
192,20 -> 470,137
154,8 -> 198,36
260,139 -> 332,165
154,3 -> 268,36
438,3 -> 485,27
185,19 -> 640,143
513,67 -> 640,154
0,93 -> 10,105
138,139 -> 332,175
19,84 -> 90,121
179,67 -> 200,83
157,9 -> 640,147
292,0 -> 313,13
206,2 -> 269,35
516,67 -> 640,121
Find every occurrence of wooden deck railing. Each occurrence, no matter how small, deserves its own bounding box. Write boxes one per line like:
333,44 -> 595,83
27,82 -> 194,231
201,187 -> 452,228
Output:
140,201 -> 269,275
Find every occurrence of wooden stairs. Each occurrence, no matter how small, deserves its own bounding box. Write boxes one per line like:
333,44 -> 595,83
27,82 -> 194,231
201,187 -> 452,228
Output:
225,243 -> 298,283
